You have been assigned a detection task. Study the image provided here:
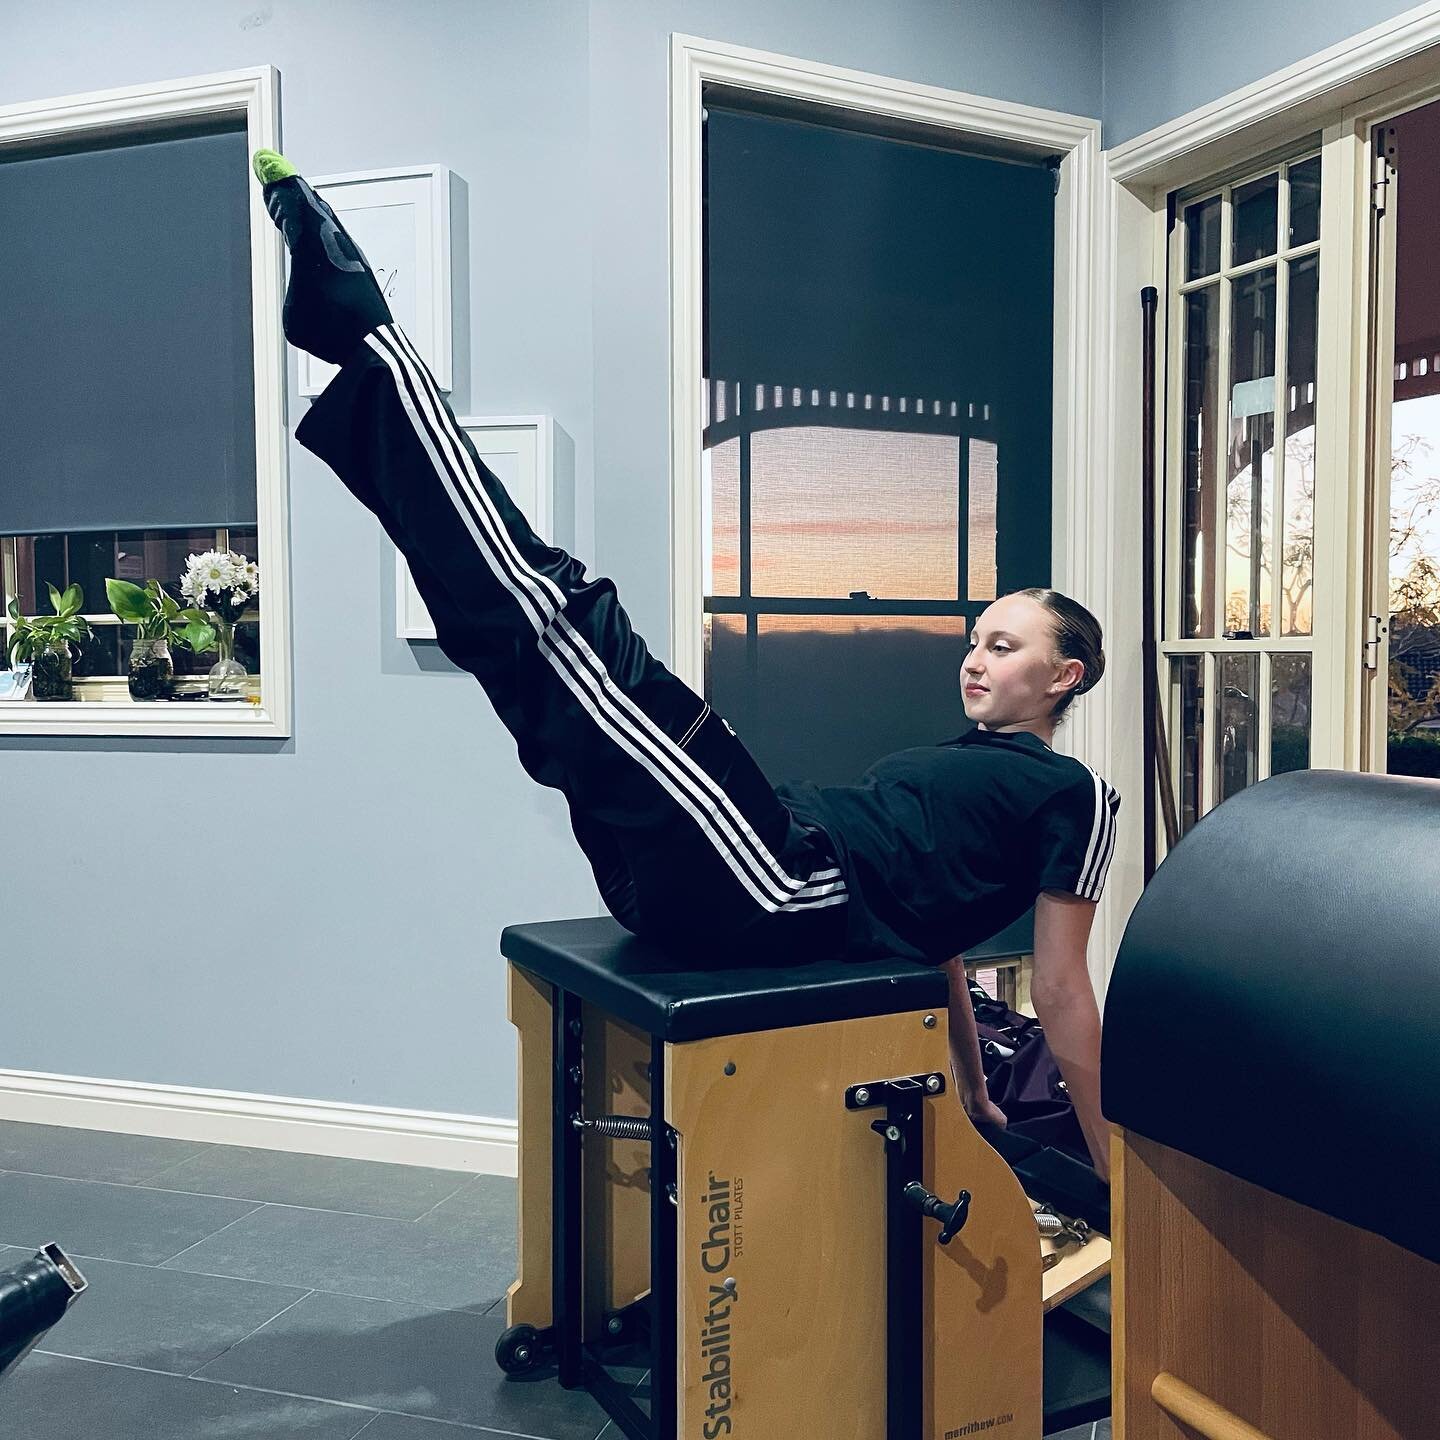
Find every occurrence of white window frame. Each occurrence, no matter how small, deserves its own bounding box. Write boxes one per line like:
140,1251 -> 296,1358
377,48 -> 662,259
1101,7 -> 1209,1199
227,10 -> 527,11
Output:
1159,145 -> 1327,826
1104,4 -> 1440,884
667,35 -> 1121,979
0,67 -> 291,739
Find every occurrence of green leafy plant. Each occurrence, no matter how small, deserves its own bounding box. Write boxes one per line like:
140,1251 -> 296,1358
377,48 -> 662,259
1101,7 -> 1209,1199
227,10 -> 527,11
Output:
5,583 -> 93,664
104,578 -> 216,655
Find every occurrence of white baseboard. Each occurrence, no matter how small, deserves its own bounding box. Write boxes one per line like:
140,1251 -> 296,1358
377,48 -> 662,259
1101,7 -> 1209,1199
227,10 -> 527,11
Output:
0,1069 -> 518,1177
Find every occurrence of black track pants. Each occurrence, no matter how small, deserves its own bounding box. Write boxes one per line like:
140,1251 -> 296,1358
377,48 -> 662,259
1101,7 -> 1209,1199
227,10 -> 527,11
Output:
296,324 -> 850,963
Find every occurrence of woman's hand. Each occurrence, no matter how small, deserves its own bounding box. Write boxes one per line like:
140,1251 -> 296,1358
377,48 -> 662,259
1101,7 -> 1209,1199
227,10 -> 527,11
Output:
963,1095 -> 1009,1131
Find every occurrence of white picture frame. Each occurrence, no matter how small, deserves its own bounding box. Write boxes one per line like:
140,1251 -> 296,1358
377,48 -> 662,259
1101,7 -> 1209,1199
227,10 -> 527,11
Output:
396,415 -> 573,642
299,164 -> 456,397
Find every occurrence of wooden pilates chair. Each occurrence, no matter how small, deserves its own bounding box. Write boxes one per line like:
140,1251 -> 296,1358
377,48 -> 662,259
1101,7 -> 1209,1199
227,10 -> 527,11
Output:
496,918 -> 1111,1438
1103,769 -> 1440,1440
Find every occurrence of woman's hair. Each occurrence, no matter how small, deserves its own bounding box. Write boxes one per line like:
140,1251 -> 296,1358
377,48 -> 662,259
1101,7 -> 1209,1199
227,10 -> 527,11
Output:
1009,588 -> 1105,723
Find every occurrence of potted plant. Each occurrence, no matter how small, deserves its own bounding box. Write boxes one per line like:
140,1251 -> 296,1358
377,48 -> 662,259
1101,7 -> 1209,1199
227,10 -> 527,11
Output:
5,585 -> 93,701
104,579 -> 216,701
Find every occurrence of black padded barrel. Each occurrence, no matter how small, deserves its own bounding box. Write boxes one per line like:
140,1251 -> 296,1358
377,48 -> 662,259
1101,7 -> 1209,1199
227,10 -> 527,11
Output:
1102,768 -> 1440,1265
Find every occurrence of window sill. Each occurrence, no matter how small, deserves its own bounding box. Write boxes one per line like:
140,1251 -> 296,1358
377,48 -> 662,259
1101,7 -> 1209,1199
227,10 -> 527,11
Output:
0,678 -> 287,738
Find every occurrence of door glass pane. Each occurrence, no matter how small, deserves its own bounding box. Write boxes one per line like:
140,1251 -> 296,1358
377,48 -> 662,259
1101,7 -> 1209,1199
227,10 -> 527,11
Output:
708,613 -> 969,786
1171,655 -> 1206,836
1387,391 -> 1440,775
1287,155 -> 1321,248
1217,652 -> 1260,802
1186,195 -> 1221,281
1232,173 -> 1279,265
1282,254 -> 1318,636
1227,268 -> 1277,637
967,438 -> 998,601
1384,101 -> 1440,776
1270,652 -> 1312,775
1182,287 -> 1220,637
749,428 -> 959,599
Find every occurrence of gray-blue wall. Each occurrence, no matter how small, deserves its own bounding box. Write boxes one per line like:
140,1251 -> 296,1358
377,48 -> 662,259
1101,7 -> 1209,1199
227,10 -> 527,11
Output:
0,0 -> 1103,1121
1103,0 -> 1423,145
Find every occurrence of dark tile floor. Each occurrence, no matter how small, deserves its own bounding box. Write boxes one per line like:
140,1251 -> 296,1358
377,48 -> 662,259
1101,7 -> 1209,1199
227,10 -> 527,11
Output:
0,1119 -> 1105,1438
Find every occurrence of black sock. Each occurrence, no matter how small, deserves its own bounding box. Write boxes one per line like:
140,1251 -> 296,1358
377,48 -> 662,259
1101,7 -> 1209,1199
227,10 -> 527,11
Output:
253,152 -> 393,365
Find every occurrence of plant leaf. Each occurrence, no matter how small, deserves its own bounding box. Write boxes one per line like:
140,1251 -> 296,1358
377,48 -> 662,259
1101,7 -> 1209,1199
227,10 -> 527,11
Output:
106,578 -> 153,622
179,620 -> 217,654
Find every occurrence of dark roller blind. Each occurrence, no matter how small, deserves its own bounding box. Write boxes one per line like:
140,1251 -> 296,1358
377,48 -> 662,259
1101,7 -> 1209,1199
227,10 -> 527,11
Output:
0,124 -> 256,536
704,106 -> 1055,589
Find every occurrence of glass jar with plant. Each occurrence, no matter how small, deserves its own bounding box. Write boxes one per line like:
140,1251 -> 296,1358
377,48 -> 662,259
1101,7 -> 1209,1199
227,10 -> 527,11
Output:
5,585 -> 93,701
179,550 -> 259,702
104,579 -> 217,701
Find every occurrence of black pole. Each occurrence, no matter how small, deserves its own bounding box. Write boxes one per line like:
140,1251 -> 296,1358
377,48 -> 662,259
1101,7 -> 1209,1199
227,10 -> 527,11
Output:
1140,287 -> 1181,874
1141,287 -> 1160,882
884,1099 -> 925,1440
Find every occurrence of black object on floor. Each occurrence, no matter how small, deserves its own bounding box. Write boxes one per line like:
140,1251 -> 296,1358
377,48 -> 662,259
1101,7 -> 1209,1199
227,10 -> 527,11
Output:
0,1245 -> 88,1386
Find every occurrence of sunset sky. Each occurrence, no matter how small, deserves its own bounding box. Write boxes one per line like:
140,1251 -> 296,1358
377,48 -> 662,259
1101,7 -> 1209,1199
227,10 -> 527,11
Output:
703,425 -> 997,604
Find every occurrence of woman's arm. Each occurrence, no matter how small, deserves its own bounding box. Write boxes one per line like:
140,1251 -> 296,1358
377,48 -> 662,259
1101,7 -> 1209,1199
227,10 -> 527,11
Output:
943,956 -> 1009,1130
1031,890 -> 1110,1182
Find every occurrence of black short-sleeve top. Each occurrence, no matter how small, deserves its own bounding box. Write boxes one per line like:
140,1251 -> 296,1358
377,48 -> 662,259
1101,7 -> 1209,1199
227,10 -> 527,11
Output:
776,726 -> 1121,965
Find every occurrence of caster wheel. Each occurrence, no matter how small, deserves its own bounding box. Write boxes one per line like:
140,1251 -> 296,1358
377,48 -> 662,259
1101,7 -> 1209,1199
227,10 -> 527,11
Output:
495,1323 -> 544,1375
603,1310 -> 627,1341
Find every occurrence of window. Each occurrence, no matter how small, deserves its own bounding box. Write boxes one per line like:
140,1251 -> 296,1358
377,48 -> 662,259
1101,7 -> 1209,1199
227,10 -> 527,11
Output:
1,528 -> 261,690
1162,150 -> 1321,832
702,379 -> 999,784
699,103 -> 1055,788
0,68 -> 288,737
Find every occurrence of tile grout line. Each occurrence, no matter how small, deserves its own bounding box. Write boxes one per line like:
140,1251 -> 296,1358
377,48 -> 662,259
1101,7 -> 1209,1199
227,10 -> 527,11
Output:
151,1201 -> 268,1267
410,1172 -> 480,1223
34,1352 -> 579,1437
185,1286 -> 317,1378
1,1165 -> 482,1223
42,1246 -> 508,1318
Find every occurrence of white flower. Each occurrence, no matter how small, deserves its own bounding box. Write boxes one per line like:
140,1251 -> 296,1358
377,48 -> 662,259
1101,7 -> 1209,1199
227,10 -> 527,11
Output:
178,551 -> 256,612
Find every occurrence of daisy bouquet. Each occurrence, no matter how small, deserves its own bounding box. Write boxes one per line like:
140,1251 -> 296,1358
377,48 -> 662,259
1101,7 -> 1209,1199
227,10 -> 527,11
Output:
179,550 -> 259,700
181,550 -> 260,624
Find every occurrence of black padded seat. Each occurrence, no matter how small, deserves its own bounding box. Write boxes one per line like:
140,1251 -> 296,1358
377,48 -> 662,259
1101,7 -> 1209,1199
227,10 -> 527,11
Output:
500,915 -> 1032,1042
1103,768 -> 1440,1266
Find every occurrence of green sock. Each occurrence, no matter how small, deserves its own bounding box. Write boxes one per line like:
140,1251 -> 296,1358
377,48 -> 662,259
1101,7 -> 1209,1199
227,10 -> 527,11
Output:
252,148 -> 297,185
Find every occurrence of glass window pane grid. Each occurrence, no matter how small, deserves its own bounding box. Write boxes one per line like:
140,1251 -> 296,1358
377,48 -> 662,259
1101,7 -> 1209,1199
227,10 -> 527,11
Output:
1163,146 -> 1322,838
1230,172 -> 1279,267
0,526 -> 260,685
1216,651 -> 1262,802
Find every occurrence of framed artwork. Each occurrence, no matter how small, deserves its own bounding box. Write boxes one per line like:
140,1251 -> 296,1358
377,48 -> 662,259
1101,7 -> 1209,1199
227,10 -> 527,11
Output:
299,164 -> 457,396
396,415 -> 573,642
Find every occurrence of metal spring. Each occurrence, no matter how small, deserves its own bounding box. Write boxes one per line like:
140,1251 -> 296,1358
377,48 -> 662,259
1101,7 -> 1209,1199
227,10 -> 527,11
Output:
1036,1212 -> 1065,1238
575,1114 -> 654,1142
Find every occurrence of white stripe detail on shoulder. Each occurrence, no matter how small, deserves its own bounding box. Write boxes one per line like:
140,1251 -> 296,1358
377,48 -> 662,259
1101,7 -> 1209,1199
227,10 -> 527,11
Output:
364,326 -> 845,914
1075,766 -> 1119,901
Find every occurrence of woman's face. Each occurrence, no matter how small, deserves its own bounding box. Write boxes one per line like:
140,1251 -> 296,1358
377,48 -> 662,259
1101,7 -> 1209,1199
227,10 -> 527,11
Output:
960,594 -> 1083,729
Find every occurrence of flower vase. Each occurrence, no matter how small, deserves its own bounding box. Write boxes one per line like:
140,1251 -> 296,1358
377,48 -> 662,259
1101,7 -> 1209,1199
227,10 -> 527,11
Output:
207,619 -> 248,702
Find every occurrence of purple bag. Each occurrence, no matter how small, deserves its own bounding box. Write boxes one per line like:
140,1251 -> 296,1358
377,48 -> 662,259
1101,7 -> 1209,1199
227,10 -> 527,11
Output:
971,983 -> 1089,1162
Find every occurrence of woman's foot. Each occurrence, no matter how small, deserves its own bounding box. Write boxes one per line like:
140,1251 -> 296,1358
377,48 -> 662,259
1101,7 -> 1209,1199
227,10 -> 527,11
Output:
252,148 -> 393,364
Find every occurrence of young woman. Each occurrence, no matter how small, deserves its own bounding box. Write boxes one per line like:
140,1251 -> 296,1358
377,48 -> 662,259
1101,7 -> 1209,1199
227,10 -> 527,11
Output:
252,151 -> 1119,1180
